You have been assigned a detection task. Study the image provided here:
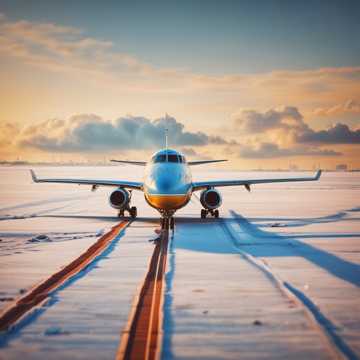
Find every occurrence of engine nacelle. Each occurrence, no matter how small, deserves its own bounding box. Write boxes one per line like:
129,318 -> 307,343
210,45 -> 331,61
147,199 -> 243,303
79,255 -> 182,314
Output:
200,188 -> 222,210
109,188 -> 130,209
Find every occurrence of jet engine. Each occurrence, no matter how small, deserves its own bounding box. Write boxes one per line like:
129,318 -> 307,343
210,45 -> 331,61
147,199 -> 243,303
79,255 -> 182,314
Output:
200,188 -> 222,210
109,188 -> 130,209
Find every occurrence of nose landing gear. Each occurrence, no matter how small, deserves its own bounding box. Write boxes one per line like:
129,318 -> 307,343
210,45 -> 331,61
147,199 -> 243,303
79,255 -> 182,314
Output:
201,209 -> 219,219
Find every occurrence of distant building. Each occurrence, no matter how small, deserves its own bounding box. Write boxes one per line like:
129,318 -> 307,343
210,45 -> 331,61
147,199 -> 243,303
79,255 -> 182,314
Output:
336,164 -> 348,171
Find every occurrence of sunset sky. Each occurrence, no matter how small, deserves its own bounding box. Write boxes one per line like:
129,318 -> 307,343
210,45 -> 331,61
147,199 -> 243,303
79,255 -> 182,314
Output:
0,0 -> 359,169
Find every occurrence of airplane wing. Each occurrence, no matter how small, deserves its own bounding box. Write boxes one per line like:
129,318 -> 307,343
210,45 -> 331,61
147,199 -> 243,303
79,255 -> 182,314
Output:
192,170 -> 322,192
110,160 -> 146,166
30,170 -> 143,190
188,159 -> 227,166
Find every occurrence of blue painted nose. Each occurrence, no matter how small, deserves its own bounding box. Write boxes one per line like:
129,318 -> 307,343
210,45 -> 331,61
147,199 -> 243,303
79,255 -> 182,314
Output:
157,175 -> 175,192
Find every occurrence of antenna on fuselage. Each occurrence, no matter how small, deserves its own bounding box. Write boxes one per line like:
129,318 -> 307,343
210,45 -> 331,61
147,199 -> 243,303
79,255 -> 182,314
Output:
165,113 -> 169,162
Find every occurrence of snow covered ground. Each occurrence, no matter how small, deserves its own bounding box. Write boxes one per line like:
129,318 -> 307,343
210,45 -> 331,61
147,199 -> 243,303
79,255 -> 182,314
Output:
0,166 -> 359,359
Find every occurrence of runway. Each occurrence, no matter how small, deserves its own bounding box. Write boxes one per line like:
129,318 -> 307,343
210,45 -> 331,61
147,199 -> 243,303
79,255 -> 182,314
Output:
0,167 -> 359,359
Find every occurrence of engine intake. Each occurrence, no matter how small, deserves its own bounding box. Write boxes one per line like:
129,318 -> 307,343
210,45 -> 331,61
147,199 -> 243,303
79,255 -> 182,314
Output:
200,188 -> 222,210
109,188 -> 130,209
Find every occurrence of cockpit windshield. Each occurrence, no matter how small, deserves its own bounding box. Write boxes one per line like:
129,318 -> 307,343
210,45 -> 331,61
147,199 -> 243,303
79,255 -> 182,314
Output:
153,154 -> 167,163
168,154 -> 179,162
152,153 -> 186,163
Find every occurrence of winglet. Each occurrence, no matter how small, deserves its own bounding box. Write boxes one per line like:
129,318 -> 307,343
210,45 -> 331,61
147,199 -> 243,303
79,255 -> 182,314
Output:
315,169 -> 322,180
30,169 -> 38,183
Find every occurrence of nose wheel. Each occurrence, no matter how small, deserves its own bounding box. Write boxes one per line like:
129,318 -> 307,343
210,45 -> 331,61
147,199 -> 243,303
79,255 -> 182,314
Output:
160,217 -> 175,230
170,217 -> 175,230
201,209 -> 219,218
129,206 -> 137,219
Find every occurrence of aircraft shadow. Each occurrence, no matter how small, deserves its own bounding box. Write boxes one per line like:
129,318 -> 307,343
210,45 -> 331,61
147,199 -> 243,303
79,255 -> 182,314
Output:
163,209 -> 360,359
173,210 -> 360,288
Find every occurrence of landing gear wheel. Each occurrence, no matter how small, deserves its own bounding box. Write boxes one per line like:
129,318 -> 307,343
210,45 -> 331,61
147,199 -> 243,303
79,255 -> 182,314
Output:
214,209 -> 219,218
170,217 -> 175,230
161,217 -> 168,230
201,209 -> 207,219
129,206 -> 137,219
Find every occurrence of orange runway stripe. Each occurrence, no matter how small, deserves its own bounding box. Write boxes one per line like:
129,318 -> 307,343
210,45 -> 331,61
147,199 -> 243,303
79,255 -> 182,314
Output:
117,228 -> 169,360
0,220 -> 130,332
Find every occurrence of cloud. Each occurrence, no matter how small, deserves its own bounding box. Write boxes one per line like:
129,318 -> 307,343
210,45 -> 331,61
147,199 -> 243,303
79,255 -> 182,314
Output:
16,114 -> 228,152
313,99 -> 360,117
2,12 -> 360,100
297,123 -> 360,144
239,142 -> 342,159
233,106 -> 360,145
180,147 -> 198,156
234,106 -> 307,133
0,13 -> 152,79
0,122 -> 19,148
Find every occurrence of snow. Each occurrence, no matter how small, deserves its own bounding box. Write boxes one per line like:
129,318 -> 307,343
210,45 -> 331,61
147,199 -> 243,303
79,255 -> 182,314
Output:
0,167 -> 359,359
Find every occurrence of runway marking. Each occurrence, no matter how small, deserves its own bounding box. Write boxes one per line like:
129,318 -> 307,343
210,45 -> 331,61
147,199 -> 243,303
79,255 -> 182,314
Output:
221,217 -> 356,360
117,227 -> 169,360
0,220 -> 130,332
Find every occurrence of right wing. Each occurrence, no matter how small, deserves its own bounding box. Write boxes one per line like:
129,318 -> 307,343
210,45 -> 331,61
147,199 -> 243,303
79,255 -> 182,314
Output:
192,170 -> 322,191
30,170 -> 143,190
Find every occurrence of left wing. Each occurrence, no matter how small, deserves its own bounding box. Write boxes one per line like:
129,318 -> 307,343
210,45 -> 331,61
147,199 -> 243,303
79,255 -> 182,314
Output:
192,170 -> 322,192
30,170 -> 143,191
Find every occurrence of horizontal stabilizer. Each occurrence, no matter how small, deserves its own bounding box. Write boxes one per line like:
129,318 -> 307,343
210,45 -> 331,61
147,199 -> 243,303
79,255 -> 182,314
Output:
188,159 -> 228,166
111,160 -> 147,166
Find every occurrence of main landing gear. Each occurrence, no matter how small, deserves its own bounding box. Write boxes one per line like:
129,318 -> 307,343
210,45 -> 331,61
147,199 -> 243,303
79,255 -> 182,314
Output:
160,217 -> 175,230
118,206 -> 137,219
201,208 -> 219,219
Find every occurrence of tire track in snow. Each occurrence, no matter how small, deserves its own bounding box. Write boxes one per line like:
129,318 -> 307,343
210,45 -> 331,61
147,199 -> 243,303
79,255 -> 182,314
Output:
221,217 -> 357,360
0,220 -> 130,332
117,227 -> 169,360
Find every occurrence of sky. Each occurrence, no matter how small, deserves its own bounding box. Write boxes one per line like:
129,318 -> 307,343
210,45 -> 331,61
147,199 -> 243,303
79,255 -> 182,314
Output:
0,0 -> 359,169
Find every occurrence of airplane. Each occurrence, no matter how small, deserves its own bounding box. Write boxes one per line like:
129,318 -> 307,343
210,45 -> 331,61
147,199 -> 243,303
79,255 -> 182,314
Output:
30,148 -> 322,231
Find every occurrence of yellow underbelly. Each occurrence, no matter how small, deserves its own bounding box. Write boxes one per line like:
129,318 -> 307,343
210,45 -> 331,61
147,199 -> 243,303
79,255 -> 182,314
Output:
145,193 -> 190,210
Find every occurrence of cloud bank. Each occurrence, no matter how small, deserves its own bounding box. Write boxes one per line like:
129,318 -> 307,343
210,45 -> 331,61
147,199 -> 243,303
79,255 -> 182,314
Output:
298,123 -> 360,144
234,106 -> 360,145
1,109 -> 356,161
231,106 -> 360,158
313,99 -> 360,117
239,142 -> 341,159
16,114 -> 228,152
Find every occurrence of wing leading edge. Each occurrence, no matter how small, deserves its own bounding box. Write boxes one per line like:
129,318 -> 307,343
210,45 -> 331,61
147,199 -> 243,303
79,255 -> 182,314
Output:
192,170 -> 322,192
30,170 -> 143,190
